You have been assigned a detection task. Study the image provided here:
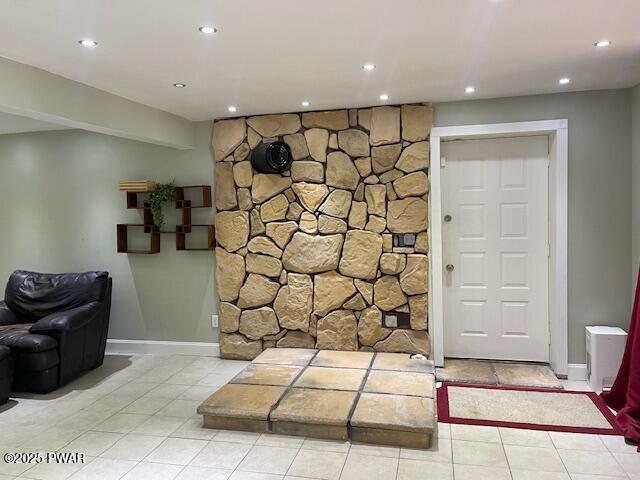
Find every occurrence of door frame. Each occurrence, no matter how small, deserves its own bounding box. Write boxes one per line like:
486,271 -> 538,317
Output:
429,119 -> 568,375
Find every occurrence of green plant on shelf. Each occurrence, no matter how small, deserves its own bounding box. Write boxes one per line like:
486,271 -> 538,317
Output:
149,181 -> 176,229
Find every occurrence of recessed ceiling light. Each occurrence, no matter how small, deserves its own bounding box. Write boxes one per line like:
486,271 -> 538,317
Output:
379,94 -> 389,101
78,39 -> 97,47
301,101 -> 310,107
465,86 -> 476,94
228,106 -> 237,113
594,40 -> 611,48
362,64 -> 376,71
559,77 -> 570,85
198,26 -> 217,34
173,83 -> 186,88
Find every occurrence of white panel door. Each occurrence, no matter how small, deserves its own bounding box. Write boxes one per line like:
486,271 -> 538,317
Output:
442,136 -> 549,361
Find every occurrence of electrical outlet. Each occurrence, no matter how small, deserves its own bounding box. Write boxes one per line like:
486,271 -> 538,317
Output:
211,315 -> 219,328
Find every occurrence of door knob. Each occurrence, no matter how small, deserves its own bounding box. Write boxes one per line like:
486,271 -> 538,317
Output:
446,264 -> 455,272
444,214 -> 452,223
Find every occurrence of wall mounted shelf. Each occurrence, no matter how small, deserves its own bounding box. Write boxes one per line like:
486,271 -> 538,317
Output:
117,184 -> 214,254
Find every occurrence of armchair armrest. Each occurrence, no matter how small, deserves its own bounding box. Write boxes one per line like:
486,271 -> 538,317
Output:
0,301 -> 17,326
30,302 -> 101,334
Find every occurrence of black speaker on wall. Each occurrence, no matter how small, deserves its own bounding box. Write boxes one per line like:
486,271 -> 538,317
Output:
251,141 -> 293,174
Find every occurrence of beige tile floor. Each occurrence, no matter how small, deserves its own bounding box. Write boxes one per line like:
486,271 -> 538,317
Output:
0,353 -> 637,480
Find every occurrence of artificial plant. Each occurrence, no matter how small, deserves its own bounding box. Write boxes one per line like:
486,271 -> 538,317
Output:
149,181 -> 176,229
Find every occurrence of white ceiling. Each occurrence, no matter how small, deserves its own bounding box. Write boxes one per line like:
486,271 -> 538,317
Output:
0,0 -> 639,121
0,111 -> 70,135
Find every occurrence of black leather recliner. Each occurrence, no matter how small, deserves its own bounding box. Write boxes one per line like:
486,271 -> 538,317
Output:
0,271 -> 112,393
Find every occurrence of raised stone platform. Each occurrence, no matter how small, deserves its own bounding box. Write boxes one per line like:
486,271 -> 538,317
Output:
197,348 -> 435,449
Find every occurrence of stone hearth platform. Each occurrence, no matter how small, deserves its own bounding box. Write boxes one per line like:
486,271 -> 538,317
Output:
197,348 -> 435,449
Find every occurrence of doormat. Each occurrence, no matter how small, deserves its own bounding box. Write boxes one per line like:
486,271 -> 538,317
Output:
437,383 -> 621,435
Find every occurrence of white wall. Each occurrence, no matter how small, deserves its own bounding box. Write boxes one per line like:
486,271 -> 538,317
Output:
632,84 -> 640,293
0,122 -> 217,342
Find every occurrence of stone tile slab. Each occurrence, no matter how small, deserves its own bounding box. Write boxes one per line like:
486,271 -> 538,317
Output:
364,370 -> 435,398
351,392 -> 435,433
197,383 -> 285,419
253,348 -> 318,366
492,363 -> 563,389
435,359 -> 497,384
310,350 -> 374,369
294,366 -> 366,391
270,388 -> 357,426
372,352 -> 435,373
230,363 -> 302,386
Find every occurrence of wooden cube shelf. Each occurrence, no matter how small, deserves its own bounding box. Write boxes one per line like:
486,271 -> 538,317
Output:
117,224 -> 160,254
118,184 -> 213,254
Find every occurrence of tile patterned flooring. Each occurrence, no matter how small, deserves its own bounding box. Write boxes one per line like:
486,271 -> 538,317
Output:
0,353 -> 637,480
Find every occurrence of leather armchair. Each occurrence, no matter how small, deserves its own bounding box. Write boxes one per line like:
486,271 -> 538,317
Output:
0,271 -> 112,393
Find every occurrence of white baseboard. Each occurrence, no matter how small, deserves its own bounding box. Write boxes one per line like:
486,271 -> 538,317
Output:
567,363 -> 587,381
106,339 -> 220,357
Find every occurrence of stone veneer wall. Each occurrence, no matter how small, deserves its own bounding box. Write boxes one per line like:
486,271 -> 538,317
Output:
212,105 -> 432,360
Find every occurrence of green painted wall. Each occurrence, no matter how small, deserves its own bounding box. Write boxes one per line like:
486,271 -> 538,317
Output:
0,121 -> 217,343
434,89 -> 633,364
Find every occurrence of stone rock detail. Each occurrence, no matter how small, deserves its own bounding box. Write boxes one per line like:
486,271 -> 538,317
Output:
318,215 -> 347,234
374,330 -> 430,356
338,129 -> 370,157
247,114 -> 301,137
401,105 -> 433,142
273,273 -> 313,331
365,215 -> 386,233
305,128 -> 329,162
380,253 -> 407,275
409,294 -> 428,330
291,161 -> 324,183
319,189 -> 352,218
233,161 -> 253,188
339,231 -> 383,280
215,211 -> 249,252
358,306 -> 391,346
246,253 -> 283,278
348,201 -> 367,229
247,236 -> 282,258
299,212 -> 318,234
283,133 -> 309,160
326,152 -> 359,190
355,280 -> 373,305
292,182 -> 329,212
302,110 -> 349,130
277,331 -> 316,348
213,118 -> 246,161
393,171 -> 429,198
252,174 -> 292,204
213,106 -> 431,359
266,221 -> 299,249
261,194 -> 289,223
371,144 -> 402,174
354,157 -> 372,177
239,307 -> 280,340
215,162 -> 238,210
387,198 -> 428,233
396,142 -> 430,173
219,333 -> 262,360
314,271 -> 357,316
282,233 -> 343,274
374,276 -> 407,311
316,310 -> 358,350
400,255 -> 429,295
220,302 -> 241,333
247,127 -> 261,149
237,188 -> 253,210
370,107 -> 400,146
237,274 -> 280,308
365,185 -> 387,217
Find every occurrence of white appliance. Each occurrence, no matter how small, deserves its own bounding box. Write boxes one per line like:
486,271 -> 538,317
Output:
585,326 -> 627,393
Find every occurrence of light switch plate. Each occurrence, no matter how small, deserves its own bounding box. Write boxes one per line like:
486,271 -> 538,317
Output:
211,315 -> 219,328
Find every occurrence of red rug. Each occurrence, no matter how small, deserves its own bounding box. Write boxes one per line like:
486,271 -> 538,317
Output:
438,383 -> 621,435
